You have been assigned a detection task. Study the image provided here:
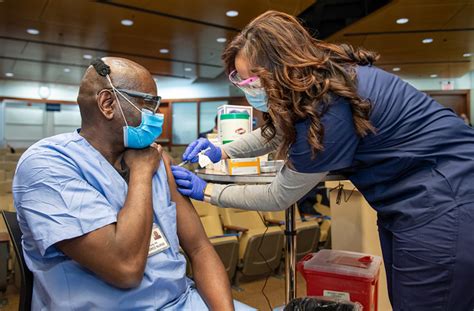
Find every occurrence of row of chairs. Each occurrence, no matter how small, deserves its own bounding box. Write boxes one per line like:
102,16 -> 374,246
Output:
0,154 -> 22,162
1,161 -> 17,180
191,200 -> 331,287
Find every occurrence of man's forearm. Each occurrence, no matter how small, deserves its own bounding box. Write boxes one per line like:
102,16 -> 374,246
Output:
114,170 -> 154,266
191,244 -> 234,311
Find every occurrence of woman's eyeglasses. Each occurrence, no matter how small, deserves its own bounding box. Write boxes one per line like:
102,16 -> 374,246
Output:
228,70 -> 263,97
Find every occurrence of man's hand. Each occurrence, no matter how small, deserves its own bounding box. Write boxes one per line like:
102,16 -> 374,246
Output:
124,143 -> 163,176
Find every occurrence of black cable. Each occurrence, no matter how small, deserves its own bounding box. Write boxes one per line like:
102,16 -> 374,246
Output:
329,182 -> 356,205
256,211 -> 274,311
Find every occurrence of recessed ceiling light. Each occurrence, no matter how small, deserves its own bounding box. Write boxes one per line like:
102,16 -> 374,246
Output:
159,48 -> 169,54
392,67 -> 401,72
121,19 -> 134,26
430,74 -> 438,78
396,18 -> 409,24
38,86 -> 51,99
5,72 -> 14,77
83,54 -> 92,60
216,37 -> 227,43
463,53 -> 472,57
184,67 -> 192,72
422,38 -> 433,44
27,28 -> 40,35
64,68 -> 71,73
226,10 -> 239,17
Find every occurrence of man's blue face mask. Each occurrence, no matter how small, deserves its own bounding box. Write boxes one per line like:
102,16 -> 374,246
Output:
107,77 -> 164,149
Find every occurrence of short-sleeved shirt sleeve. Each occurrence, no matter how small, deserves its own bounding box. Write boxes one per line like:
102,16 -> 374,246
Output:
289,96 -> 359,173
14,151 -> 117,256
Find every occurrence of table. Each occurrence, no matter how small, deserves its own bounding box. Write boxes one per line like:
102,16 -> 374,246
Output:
196,169 -> 345,304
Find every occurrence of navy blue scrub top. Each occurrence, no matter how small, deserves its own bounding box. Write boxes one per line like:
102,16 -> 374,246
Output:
289,65 -> 474,231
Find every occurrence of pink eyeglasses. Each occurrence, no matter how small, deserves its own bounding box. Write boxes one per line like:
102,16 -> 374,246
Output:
228,70 -> 263,96
228,70 -> 260,86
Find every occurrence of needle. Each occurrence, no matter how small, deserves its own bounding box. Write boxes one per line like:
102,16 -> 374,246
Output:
177,147 -> 211,167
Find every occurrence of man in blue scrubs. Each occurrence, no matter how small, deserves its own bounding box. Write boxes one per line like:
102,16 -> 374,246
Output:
12,57 -> 254,310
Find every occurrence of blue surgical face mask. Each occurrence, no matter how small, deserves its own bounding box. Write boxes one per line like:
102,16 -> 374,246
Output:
107,77 -> 164,149
245,88 -> 268,112
122,109 -> 164,149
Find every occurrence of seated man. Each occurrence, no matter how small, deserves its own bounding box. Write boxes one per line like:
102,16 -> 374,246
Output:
12,57 -> 254,310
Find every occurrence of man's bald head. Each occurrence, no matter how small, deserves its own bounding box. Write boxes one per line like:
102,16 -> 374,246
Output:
77,57 -> 156,126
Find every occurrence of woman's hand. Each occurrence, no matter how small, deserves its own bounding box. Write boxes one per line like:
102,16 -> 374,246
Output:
171,166 -> 207,201
182,138 -> 222,163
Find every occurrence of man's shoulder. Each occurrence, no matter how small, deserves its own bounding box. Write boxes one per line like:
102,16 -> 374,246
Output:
16,132 -> 82,175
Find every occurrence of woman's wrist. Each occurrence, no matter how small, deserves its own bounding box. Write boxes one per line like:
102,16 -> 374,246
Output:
220,146 -> 229,160
204,183 -> 214,202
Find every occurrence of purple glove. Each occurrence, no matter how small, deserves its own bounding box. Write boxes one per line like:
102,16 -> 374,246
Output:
182,138 -> 222,163
171,165 -> 207,201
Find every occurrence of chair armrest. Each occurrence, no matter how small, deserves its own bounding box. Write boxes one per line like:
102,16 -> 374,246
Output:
209,233 -> 240,239
300,213 -> 330,222
265,219 -> 285,226
223,225 -> 249,233
0,232 -> 9,243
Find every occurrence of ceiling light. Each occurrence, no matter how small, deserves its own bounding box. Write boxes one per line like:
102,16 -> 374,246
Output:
38,86 -> 51,99
392,67 -> 401,72
396,18 -> 409,24
422,38 -> 433,44
5,72 -> 14,77
64,68 -> 71,73
216,37 -> 227,43
463,53 -> 472,57
83,54 -> 92,60
159,48 -> 169,54
430,74 -> 438,78
226,10 -> 239,17
121,19 -> 134,26
26,28 -> 40,35
184,67 -> 192,72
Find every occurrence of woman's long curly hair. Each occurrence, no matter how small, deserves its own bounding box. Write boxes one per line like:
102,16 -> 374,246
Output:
222,10 -> 377,160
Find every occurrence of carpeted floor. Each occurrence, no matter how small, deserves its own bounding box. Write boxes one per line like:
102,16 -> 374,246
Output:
233,272 -> 308,310
0,285 -> 19,311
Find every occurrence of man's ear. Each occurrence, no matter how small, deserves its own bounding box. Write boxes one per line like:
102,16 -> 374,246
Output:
97,90 -> 116,120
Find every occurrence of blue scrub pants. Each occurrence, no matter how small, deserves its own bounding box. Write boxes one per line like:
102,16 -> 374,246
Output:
378,203 -> 474,310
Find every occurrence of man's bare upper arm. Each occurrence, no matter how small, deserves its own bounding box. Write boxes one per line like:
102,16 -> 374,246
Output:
162,153 -> 211,257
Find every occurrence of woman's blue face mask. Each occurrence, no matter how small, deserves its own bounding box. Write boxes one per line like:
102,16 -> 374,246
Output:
107,78 -> 164,149
229,70 -> 269,112
244,89 -> 268,112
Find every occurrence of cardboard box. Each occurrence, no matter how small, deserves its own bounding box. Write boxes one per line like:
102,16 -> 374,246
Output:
223,158 -> 260,175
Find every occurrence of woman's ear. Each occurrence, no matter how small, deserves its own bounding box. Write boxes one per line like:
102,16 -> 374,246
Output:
97,90 -> 116,120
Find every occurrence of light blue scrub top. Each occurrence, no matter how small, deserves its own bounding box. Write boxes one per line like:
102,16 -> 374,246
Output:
12,131 -> 253,310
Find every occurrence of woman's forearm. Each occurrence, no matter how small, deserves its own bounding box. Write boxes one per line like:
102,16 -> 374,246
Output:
220,128 -> 281,159
210,166 -> 327,210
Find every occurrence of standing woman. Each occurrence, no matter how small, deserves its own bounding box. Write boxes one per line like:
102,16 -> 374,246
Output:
171,11 -> 474,310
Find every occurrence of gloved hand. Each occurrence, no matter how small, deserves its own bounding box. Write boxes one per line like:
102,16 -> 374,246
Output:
182,138 -> 222,163
171,165 -> 207,201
